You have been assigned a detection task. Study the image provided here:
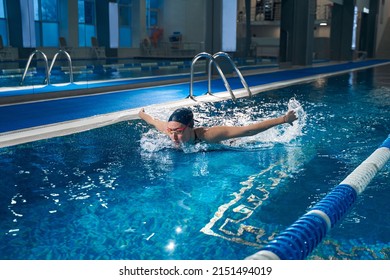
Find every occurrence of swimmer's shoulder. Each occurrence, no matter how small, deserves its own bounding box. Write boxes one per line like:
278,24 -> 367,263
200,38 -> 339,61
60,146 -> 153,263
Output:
194,127 -> 221,143
194,127 -> 207,142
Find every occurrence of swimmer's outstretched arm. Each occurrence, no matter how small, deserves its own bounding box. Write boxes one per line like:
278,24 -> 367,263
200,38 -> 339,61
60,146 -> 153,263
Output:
138,108 -> 167,134
197,110 -> 297,143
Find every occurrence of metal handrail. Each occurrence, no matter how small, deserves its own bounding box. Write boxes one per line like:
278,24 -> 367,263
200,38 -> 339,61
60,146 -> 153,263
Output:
211,52 -> 252,98
47,50 -> 74,83
188,52 -> 235,101
20,50 -> 50,86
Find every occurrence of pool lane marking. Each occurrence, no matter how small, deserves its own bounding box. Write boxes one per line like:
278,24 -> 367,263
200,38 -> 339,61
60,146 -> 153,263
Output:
200,160 -> 287,248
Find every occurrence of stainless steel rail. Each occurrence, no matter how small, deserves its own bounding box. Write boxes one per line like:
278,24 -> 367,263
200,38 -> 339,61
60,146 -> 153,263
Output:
188,52 -> 235,101
211,52 -> 252,98
189,52 -> 252,101
47,50 -> 74,83
20,50 -> 50,86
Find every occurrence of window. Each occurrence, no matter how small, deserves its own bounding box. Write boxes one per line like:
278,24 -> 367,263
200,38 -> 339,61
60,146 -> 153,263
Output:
34,0 -> 59,47
0,0 -> 8,46
118,0 -> 132,47
146,0 -> 161,35
0,0 -> 4,18
78,0 -> 96,47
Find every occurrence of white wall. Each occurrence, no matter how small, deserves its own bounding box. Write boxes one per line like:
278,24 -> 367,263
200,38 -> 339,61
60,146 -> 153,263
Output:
162,0 -> 206,44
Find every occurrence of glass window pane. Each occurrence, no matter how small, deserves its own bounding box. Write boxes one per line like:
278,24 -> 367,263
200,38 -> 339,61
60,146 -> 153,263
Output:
150,10 -> 157,26
0,0 -> 6,45
150,0 -> 161,9
41,0 -> 58,21
150,0 -> 160,8
0,0 -> 5,18
84,1 -> 95,24
79,24 -> 86,47
34,0 -> 40,20
146,0 -> 161,29
85,24 -> 95,47
42,22 -> 58,46
78,0 -> 85,23
79,0 -> 96,47
0,19 -> 8,45
119,6 -> 130,26
119,26 -> 131,47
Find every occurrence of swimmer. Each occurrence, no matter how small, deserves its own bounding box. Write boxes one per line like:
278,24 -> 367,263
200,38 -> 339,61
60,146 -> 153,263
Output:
138,107 -> 297,146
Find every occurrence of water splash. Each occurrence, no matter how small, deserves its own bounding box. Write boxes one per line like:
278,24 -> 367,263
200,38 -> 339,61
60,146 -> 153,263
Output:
279,97 -> 307,142
139,97 -> 307,153
140,130 -> 174,152
222,97 -> 307,149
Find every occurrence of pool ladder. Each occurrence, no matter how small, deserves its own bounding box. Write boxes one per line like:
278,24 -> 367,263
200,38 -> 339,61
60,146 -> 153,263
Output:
188,52 -> 252,101
20,49 -> 74,86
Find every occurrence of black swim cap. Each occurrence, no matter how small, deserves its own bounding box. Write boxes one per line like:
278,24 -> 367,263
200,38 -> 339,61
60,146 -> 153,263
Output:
168,108 -> 194,127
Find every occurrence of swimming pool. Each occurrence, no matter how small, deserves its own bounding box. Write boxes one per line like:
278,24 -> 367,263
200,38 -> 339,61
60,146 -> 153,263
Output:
0,65 -> 389,260
0,57 -> 273,89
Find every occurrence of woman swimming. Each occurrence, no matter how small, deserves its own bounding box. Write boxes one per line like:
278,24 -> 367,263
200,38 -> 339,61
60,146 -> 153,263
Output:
138,107 -> 297,146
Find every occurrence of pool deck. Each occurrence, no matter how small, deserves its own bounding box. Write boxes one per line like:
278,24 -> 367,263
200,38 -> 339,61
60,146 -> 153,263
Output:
1,59 -> 389,148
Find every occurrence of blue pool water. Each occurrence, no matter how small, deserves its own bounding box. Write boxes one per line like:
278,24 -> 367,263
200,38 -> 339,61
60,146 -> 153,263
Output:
0,65 -> 389,260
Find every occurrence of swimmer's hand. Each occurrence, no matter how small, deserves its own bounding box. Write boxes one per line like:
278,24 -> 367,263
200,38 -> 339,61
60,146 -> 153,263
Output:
283,110 -> 298,126
134,108 -> 149,124
138,108 -> 147,120
137,108 -> 167,133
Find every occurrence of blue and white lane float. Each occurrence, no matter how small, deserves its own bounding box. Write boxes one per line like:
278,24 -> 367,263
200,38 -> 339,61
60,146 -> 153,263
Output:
246,134 -> 390,260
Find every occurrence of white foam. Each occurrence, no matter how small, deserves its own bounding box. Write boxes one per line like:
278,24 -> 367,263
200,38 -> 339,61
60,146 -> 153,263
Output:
139,97 -> 307,153
140,130 -> 174,152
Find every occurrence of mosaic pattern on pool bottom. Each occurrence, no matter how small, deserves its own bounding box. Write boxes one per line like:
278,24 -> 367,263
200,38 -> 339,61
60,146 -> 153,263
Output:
201,159 -> 390,260
309,238 -> 390,260
201,161 -> 288,247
